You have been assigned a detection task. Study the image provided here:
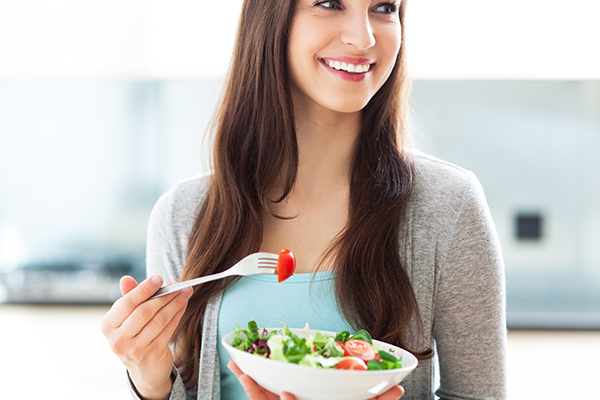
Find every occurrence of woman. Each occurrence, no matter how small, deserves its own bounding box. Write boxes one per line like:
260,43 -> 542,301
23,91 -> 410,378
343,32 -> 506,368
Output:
101,0 -> 507,399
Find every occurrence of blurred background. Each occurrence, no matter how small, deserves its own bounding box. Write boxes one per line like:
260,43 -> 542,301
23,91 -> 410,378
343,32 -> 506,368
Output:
0,0 -> 598,399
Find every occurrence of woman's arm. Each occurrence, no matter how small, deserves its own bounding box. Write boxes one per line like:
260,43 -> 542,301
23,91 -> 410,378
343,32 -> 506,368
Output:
432,172 -> 507,400
102,188 -> 197,400
102,275 -> 192,400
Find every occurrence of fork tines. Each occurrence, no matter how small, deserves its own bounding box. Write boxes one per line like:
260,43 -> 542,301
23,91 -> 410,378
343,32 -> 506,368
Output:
257,258 -> 278,269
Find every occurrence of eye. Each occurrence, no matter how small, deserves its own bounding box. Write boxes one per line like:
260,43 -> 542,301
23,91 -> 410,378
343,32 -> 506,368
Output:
315,0 -> 343,10
374,2 -> 398,14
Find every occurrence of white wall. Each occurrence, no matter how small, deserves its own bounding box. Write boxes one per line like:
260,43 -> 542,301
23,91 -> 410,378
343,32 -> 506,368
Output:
411,80 -> 600,312
405,0 -> 600,79
0,0 -> 598,79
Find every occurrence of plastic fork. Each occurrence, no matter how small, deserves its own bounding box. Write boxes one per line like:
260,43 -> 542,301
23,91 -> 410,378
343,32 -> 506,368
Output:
148,252 -> 279,300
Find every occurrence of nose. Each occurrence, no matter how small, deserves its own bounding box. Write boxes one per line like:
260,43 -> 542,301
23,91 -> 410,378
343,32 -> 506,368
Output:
339,10 -> 376,50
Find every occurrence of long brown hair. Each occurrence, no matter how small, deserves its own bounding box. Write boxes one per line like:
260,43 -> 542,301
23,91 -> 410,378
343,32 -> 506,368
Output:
173,0 -> 432,390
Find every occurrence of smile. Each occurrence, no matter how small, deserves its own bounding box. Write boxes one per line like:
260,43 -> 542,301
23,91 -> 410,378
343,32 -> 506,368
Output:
319,58 -> 375,83
323,59 -> 371,74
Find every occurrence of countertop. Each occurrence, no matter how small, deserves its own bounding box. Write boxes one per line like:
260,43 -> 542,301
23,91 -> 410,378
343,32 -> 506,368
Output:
1,305 -> 598,400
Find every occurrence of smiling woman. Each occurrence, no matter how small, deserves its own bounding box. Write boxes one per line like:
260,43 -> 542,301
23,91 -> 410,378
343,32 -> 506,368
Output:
100,1 -> 507,400
288,0 -> 402,113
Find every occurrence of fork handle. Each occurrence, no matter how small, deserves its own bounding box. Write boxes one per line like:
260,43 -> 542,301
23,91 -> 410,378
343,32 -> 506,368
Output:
148,270 -> 233,300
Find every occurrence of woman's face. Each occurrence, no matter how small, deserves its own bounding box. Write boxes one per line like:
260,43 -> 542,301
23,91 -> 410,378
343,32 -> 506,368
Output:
287,0 -> 402,116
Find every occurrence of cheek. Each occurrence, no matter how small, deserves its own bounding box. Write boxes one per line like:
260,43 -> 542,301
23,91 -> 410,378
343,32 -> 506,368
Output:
288,17 -> 335,63
377,28 -> 402,76
287,18 -> 328,91
384,27 -> 402,59
287,25 -> 307,83
289,19 -> 312,59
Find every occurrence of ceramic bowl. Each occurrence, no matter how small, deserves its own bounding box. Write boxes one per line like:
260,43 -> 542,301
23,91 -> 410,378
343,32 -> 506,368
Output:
222,327 -> 418,400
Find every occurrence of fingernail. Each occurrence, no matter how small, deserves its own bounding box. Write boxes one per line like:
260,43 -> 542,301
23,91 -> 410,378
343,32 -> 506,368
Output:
181,287 -> 192,296
398,385 -> 405,398
151,275 -> 162,286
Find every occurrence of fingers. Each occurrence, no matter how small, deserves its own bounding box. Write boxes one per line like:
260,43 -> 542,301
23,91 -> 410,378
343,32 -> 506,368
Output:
118,285 -> 190,339
371,385 -> 404,400
238,375 -> 270,400
134,287 -> 193,348
120,275 -> 172,296
227,361 -> 255,391
103,275 -> 164,330
227,360 -> 243,375
398,386 -> 405,398
102,288 -> 191,371
228,361 -> 286,400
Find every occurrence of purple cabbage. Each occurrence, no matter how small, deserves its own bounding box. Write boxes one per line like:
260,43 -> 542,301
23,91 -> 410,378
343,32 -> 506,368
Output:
245,338 -> 271,358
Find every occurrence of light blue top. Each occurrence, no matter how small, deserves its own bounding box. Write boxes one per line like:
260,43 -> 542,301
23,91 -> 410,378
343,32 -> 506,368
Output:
217,270 -> 354,400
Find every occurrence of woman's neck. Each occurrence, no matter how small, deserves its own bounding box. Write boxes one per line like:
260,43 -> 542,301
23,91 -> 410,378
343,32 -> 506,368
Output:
293,106 -> 361,198
261,105 -> 360,272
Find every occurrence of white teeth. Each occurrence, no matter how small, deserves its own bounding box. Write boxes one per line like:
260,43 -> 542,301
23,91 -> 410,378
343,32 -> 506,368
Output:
324,60 -> 371,74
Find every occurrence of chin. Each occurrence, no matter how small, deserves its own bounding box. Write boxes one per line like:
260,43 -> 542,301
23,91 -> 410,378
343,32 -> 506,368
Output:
323,98 -> 371,114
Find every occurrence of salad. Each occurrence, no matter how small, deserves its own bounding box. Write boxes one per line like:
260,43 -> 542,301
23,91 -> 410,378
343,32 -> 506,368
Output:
231,321 -> 403,371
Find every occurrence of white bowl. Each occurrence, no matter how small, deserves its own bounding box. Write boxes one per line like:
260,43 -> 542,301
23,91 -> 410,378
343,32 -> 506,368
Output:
222,327 -> 418,400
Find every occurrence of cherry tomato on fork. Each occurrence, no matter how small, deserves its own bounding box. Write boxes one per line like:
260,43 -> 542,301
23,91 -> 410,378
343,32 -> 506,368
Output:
277,249 -> 296,282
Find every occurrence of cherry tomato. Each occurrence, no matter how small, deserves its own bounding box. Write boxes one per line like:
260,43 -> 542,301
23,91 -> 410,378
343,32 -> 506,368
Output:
335,341 -> 345,351
277,249 -> 296,282
343,340 -> 375,361
335,358 -> 367,371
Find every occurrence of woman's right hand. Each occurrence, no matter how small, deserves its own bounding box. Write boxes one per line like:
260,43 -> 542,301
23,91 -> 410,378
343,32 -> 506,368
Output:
100,275 -> 193,400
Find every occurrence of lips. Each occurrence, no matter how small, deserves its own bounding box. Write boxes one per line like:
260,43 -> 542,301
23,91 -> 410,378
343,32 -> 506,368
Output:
319,57 -> 375,83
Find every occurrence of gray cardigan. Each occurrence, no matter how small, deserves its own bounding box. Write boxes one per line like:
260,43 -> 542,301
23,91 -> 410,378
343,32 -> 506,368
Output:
129,151 -> 507,400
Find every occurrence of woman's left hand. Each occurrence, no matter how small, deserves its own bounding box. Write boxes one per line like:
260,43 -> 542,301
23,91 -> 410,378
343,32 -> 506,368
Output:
227,361 -> 404,400
228,361 -> 295,400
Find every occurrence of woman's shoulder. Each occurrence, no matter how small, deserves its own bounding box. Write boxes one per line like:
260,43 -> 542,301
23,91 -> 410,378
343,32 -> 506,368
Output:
410,149 -> 475,190
149,173 -> 212,237
408,149 -> 481,207
405,149 -> 489,232
159,173 -> 212,206
145,173 -> 212,280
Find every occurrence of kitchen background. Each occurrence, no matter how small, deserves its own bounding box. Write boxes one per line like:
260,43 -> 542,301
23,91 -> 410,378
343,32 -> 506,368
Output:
0,0 -> 599,399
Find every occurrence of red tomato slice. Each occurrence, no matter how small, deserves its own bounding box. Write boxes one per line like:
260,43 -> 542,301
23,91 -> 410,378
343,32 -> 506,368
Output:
335,341 -> 345,351
343,340 -> 375,361
335,358 -> 367,371
277,249 -> 296,282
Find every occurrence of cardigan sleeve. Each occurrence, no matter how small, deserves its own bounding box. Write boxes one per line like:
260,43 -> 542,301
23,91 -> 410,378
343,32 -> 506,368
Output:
126,188 -> 195,400
432,172 -> 508,400
127,366 -> 194,400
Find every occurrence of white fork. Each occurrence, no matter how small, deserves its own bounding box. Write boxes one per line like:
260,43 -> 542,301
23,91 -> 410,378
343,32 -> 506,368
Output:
148,252 -> 279,300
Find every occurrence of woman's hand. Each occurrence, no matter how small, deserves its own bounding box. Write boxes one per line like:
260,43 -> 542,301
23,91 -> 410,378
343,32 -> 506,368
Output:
100,275 -> 193,400
227,361 -> 404,400
227,361 -> 296,400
